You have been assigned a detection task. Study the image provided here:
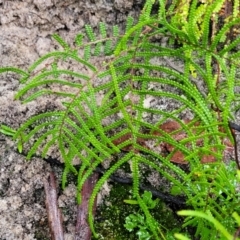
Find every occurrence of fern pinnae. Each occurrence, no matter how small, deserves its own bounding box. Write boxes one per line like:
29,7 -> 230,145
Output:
233,0 -> 240,19
133,75 -> 198,102
17,90 -> 52,103
28,51 -> 97,73
204,53 -> 222,108
52,34 -> 71,52
131,62 -> 195,89
22,121 -> 59,145
62,166 -> 70,190
15,79 -> 83,101
83,45 -> 91,61
26,129 -> 57,160
110,63 -> 133,130
70,109 -> 115,155
158,0 -> 188,39
13,111 -> 63,140
114,18 -> 157,56
210,18 -> 240,51
136,194 -> 161,240
201,0 -> 225,47
41,135 -> 59,159
140,0 -> 154,21
85,24 -> 97,42
186,0 -> 198,44
18,68 -> 90,87
219,36 -> 240,56
222,64 -> 236,138
103,39 -> 112,55
93,42 -> 102,56
136,140 -> 190,182
61,129 -> 93,166
140,154 -> 198,201
0,67 -> 28,78
132,155 -> 140,198
137,90 -> 207,124
165,0 -> 177,16
63,115 -> 111,158
103,119 -> 127,134
58,136 -> 78,174
185,146 -> 223,163
84,83 -> 120,152
99,22 -> 107,39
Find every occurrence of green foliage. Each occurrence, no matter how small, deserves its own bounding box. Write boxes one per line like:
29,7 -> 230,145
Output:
125,213 -> 153,240
124,191 -> 161,240
1,0 -> 240,239
176,210 -> 240,240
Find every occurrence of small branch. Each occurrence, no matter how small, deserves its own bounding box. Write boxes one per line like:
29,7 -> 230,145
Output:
44,172 -> 64,240
229,121 -> 240,132
233,226 -> 240,240
229,122 -> 240,170
75,172 -> 99,240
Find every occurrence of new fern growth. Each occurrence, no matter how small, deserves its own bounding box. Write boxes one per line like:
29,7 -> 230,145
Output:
1,0 -> 240,238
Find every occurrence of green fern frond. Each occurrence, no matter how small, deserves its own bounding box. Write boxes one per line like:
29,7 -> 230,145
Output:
219,36 -> 240,56
52,34 -> 71,51
233,0 -> 240,20
74,33 -> 83,47
28,51 -> 97,73
99,22 -> 107,38
0,67 -> 28,77
88,152 -> 134,237
137,194 -> 160,240
202,0 -> 225,47
1,1 -> 240,238
85,24 -> 96,42
210,18 -> 240,51
113,25 -> 119,37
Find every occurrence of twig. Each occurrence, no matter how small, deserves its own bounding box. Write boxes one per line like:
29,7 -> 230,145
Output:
233,226 -> 240,240
229,122 -> 240,170
44,172 -> 64,240
75,172 -> 99,240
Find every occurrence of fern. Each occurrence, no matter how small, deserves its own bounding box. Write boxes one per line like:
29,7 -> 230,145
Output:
1,0 -> 240,238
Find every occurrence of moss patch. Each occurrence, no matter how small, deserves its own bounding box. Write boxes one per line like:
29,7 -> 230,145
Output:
94,182 -> 183,239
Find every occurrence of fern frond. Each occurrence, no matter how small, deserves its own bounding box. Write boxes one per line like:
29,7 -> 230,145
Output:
85,24 -> 96,42
2,1 -> 240,238
74,34 -> 83,47
219,36 -> 240,56
210,18 -> 240,51
15,79 -> 83,100
0,67 -> 28,77
202,0 -> 225,47
58,137 -> 78,174
132,156 -> 140,197
28,51 -> 97,73
52,34 -> 71,51
186,0 -> 198,44
137,194 -> 160,240
99,22 -> 107,38
233,0 -> 240,20
88,152 -> 134,237
113,25 -> 119,37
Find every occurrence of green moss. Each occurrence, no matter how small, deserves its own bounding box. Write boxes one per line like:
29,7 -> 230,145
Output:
34,229 -> 50,240
94,182 -> 182,239
94,183 -> 137,239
